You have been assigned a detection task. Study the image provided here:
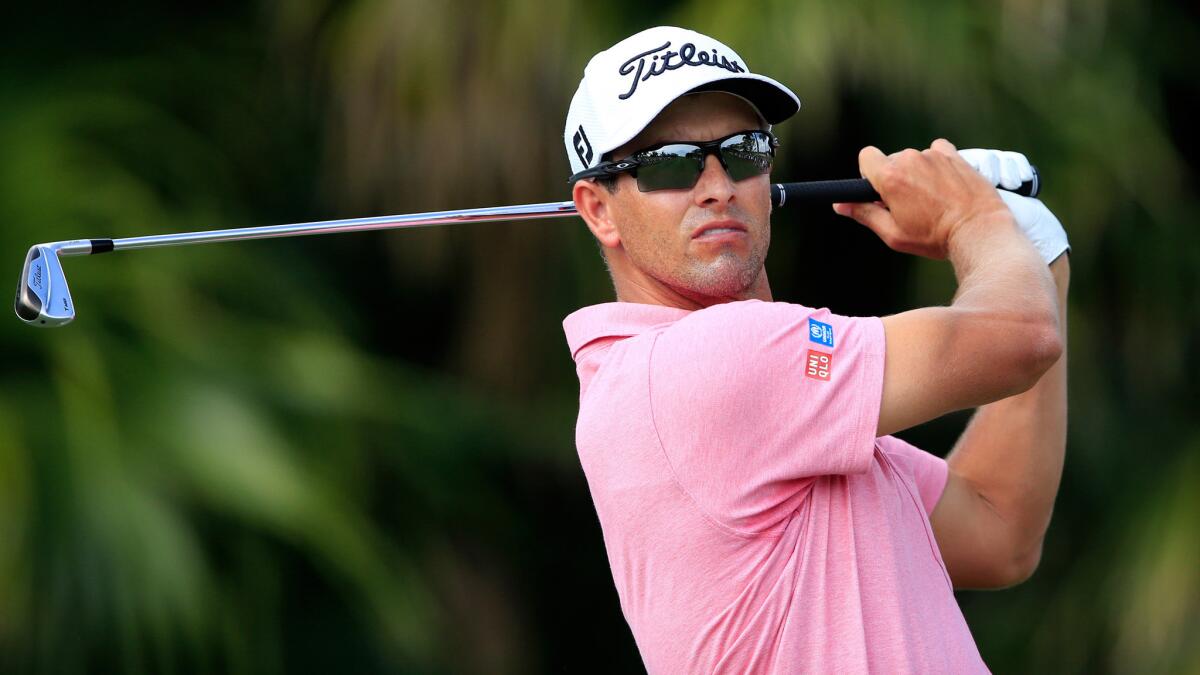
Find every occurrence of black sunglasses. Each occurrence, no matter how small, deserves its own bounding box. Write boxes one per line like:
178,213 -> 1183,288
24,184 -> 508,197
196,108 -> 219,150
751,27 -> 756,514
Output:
567,130 -> 779,192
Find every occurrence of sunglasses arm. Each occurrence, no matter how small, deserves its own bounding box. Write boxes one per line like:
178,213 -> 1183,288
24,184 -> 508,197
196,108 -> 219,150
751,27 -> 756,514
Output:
567,161 -> 639,186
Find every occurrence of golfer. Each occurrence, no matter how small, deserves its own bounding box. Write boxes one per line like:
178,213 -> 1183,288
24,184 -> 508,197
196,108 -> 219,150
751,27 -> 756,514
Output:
561,26 -> 1070,674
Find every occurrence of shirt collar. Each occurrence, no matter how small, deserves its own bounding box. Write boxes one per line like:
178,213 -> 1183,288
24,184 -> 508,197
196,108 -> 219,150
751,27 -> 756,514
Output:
563,302 -> 693,360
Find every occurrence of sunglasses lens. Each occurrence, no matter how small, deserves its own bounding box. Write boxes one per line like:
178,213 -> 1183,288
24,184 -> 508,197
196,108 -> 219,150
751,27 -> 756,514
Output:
627,133 -> 775,192
634,145 -> 703,192
721,133 -> 774,181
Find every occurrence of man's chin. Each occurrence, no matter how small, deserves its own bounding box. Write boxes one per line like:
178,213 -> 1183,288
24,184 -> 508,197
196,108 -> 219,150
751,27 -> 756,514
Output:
674,265 -> 763,301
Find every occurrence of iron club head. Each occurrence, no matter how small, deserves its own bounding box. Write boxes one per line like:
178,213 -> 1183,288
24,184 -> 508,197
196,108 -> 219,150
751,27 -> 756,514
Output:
15,244 -> 76,327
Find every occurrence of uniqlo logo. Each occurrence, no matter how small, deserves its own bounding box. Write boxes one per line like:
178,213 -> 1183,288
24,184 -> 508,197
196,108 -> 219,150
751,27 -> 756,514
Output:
805,350 -> 832,381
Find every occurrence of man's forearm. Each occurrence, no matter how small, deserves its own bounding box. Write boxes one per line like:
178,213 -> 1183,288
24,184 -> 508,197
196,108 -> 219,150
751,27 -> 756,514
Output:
937,211 -> 1063,408
947,212 -> 1060,332
944,254 -> 1070,574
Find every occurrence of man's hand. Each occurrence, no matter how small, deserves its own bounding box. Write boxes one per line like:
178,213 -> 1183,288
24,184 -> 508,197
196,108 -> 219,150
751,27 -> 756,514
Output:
833,139 -> 1012,260
997,191 -> 1071,265
958,148 -> 1071,265
957,148 -> 1035,191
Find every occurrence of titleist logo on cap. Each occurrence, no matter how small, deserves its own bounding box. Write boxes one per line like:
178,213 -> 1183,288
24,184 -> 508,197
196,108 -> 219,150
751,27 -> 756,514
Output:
618,41 -> 746,100
563,26 -> 800,177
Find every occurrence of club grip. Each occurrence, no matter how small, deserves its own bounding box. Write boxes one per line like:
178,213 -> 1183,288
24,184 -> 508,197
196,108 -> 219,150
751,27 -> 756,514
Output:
771,166 -> 1040,207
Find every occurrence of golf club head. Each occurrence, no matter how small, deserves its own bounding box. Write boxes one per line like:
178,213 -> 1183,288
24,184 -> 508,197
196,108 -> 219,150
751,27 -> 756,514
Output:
15,244 -> 75,327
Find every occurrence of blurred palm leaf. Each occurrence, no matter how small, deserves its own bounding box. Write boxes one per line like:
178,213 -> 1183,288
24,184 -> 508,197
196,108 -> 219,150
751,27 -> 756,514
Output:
0,1 -> 1196,673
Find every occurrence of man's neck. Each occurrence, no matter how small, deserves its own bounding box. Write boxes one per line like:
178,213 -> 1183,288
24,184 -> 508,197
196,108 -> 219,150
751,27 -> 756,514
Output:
611,266 -> 773,310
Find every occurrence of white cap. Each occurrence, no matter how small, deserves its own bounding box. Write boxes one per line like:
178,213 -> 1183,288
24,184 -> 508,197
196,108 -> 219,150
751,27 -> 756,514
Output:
564,26 -> 801,178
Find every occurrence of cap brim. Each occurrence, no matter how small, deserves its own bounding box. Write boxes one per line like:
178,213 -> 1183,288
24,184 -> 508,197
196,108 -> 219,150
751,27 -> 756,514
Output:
595,72 -> 801,163
688,74 -> 800,125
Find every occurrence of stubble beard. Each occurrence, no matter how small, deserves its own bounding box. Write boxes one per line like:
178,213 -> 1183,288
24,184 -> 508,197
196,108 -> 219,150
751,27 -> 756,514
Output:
630,217 -> 771,301
675,240 -> 768,299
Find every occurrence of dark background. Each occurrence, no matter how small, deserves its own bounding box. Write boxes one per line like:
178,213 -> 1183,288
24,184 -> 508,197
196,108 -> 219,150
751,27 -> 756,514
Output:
1,1 -> 1196,673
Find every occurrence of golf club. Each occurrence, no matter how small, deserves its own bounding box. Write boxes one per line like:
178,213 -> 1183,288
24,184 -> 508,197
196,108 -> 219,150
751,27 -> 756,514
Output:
14,174 -> 1039,327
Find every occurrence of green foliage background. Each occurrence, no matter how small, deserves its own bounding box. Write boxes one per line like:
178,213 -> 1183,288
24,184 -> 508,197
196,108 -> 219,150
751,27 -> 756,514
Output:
1,1 -> 1196,673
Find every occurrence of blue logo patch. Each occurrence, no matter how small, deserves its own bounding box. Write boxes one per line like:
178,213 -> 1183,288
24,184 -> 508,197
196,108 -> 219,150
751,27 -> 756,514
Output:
808,318 -> 834,348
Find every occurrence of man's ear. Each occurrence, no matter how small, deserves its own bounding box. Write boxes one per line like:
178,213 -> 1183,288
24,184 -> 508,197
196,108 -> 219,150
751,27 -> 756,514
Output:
573,180 -> 622,249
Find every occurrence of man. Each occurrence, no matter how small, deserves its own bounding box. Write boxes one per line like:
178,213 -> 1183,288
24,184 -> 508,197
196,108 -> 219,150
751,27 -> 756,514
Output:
561,26 -> 1070,674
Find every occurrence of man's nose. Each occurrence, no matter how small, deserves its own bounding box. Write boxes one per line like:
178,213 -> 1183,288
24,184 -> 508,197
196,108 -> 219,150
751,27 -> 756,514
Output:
694,154 -> 736,206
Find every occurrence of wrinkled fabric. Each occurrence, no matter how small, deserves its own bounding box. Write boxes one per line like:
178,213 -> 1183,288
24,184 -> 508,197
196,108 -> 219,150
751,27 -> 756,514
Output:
564,300 -> 988,674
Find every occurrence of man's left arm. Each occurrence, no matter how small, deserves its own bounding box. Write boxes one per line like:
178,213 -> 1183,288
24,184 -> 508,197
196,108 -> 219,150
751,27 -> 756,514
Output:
929,252 -> 1069,589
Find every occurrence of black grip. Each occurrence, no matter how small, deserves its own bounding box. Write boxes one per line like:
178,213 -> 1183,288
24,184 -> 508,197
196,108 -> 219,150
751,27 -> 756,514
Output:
772,166 -> 1041,207
771,179 -> 879,206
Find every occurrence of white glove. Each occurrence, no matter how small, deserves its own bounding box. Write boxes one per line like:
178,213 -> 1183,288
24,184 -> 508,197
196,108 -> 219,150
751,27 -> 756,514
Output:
959,148 -> 1070,265
996,190 -> 1070,265
958,148 -> 1035,191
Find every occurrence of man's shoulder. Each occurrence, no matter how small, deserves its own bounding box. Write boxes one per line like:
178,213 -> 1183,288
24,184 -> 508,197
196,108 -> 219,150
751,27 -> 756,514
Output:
670,298 -> 814,327
662,299 -> 832,341
563,301 -> 690,360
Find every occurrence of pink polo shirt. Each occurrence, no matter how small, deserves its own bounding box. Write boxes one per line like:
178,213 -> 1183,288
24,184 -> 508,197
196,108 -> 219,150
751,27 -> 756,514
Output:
563,299 -> 988,674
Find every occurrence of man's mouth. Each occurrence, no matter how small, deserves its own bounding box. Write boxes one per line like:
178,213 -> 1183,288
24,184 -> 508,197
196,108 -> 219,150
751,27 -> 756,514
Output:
692,220 -> 748,240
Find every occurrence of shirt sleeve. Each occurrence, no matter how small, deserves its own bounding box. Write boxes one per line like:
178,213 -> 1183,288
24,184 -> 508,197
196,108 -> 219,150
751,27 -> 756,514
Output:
876,435 -> 949,515
648,299 -> 885,534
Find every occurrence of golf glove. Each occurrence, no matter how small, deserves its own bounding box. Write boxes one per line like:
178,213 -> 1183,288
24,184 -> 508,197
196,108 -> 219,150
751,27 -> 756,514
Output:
959,148 -> 1070,265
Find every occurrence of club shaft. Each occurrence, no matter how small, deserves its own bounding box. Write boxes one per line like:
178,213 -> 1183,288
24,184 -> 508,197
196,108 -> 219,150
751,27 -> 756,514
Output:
102,200 -> 580,255
61,175 -> 1039,257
